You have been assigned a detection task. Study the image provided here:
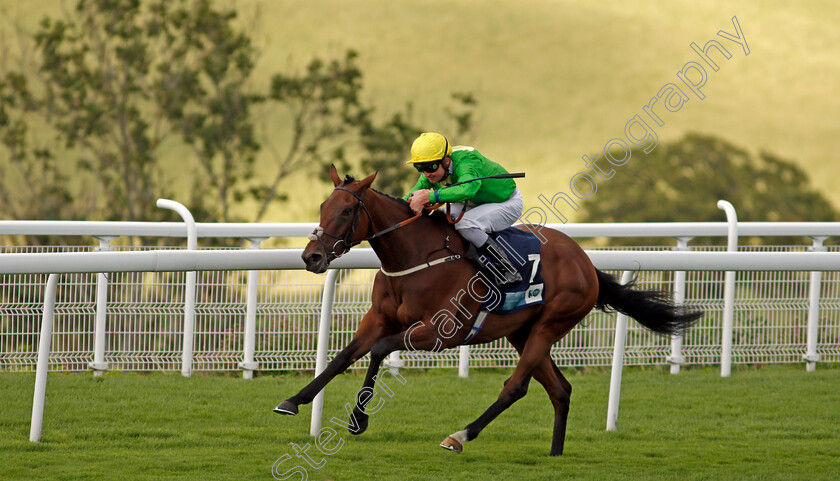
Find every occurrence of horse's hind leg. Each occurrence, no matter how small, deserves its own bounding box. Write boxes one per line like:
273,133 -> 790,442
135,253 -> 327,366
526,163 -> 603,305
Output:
536,357 -> 572,456
440,331 -> 553,454
506,331 -> 572,456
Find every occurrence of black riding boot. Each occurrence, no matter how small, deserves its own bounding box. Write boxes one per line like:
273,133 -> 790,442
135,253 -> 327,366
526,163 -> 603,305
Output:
475,237 -> 523,287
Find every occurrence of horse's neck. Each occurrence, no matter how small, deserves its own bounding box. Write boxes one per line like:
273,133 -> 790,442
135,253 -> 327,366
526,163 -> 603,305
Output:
365,192 -> 462,272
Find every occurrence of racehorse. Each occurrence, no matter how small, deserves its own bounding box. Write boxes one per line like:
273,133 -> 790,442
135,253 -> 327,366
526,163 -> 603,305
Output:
274,165 -> 702,456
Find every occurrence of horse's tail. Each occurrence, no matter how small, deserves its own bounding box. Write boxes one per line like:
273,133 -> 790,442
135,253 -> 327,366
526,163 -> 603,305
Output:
594,269 -> 703,336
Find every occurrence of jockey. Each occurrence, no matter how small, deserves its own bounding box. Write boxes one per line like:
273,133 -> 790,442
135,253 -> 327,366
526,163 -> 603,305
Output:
405,132 -> 524,287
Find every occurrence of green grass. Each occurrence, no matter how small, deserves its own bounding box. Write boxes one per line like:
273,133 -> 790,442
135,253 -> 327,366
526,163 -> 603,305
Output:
2,365 -> 839,480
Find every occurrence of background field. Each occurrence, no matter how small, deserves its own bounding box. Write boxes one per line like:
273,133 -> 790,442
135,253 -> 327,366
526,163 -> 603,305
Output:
2,365 -> 839,480
1,0 -> 838,223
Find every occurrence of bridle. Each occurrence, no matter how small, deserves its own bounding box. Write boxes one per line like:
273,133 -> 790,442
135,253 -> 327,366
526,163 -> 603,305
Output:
308,186 -> 427,260
308,187 -> 368,259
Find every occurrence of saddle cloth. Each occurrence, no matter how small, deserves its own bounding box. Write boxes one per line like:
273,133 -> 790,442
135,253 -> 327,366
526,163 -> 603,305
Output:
481,227 -> 545,314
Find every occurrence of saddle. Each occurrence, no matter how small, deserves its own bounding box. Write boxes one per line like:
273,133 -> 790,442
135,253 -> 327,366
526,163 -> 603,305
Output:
461,227 -> 545,345
475,227 -> 545,314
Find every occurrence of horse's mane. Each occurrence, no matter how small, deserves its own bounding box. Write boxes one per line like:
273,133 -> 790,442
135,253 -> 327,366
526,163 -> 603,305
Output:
340,175 -> 450,225
371,188 -> 451,224
375,188 -> 454,223
370,188 -> 408,207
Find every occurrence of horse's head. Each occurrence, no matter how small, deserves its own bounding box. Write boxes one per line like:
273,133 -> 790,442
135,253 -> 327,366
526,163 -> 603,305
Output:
302,165 -> 377,273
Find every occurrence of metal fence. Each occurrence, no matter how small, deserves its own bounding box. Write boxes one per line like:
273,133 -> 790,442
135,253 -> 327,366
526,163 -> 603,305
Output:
3,244 -> 839,373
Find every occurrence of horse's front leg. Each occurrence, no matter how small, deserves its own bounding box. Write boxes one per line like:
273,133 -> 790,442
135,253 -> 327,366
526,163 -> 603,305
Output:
274,312 -> 386,416
346,321 -> 456,435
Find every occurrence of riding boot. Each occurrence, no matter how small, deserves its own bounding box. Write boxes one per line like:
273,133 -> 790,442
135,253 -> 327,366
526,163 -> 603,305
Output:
475,237 -> 523,287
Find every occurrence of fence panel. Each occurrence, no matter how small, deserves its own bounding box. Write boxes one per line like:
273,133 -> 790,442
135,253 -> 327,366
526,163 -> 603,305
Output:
2,245 -> 840,372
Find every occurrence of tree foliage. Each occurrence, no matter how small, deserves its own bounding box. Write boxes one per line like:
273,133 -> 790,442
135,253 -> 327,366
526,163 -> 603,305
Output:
0,69 -> 76,232
0,0 -> 476,243
579,133 -> 838,245
33,0 -> 177,222
151,0 -> 263,223
259,50 -> 367,220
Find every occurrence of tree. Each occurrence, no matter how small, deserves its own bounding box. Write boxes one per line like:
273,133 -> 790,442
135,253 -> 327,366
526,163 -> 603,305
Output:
579,133 -> 838,245
31,0 -> 178,222
0,0 -> 478,236
0,71 -> 77,236
257,50 -> 368,221
151,0 -> 263,223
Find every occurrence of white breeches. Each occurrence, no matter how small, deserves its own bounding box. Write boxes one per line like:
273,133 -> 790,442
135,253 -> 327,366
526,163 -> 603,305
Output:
448,188 -> 524,246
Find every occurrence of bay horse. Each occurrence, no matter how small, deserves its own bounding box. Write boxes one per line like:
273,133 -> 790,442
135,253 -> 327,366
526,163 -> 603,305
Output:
274,165 -> 702,456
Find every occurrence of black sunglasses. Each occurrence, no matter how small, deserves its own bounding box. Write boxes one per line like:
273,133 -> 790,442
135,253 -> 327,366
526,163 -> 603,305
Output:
414,161 -> 441,173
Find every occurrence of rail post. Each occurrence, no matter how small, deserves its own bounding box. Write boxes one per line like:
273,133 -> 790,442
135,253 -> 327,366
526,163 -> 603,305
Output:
606,270 -> 635,431
156,199 -> 197,377
804,236 -> 827,372
239,237 -> 266,379
311,269 -> 340,436
717,200 -> 738,377
458,345 -> 470,378
30,274 -> 60,442
385,351 -> 405,374
668,237 -> 692,374
89,236 -> 116,376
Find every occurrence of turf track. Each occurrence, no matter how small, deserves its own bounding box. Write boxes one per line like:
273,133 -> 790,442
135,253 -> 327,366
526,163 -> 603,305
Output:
2,364 -> 838,480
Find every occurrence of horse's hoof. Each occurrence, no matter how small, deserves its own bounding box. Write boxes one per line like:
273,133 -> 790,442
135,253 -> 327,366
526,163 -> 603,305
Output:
440,436 -> 463,453
273,401 -> 298,415
348,413 -> 369,435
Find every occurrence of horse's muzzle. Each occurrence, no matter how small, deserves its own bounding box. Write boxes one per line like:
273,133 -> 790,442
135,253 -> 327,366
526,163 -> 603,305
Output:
302,246 -> 329,273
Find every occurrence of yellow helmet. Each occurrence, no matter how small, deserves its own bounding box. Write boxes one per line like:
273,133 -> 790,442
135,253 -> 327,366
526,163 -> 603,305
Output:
407,132 -> 452,164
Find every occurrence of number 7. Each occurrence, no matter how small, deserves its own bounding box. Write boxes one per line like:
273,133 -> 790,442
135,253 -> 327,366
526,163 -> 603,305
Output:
528,254 -> 541,283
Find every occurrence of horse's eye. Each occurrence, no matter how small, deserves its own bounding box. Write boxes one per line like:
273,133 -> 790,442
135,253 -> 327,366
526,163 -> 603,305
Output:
341,208 -> 352,216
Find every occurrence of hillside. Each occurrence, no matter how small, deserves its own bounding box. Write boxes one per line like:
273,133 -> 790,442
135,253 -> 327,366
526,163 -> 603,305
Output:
2,0 -> 838,224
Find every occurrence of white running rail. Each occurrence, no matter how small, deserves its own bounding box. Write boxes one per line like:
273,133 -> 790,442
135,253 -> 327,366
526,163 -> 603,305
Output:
4,204 -> 840,440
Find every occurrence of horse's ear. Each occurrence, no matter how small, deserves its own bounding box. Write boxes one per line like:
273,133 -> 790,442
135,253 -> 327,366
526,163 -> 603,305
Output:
329,164 -> 342,187
359,171 -> 378,191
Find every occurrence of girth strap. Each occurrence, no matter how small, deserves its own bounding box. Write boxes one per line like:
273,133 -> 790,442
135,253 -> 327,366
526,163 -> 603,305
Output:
462,310 -> 489,344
